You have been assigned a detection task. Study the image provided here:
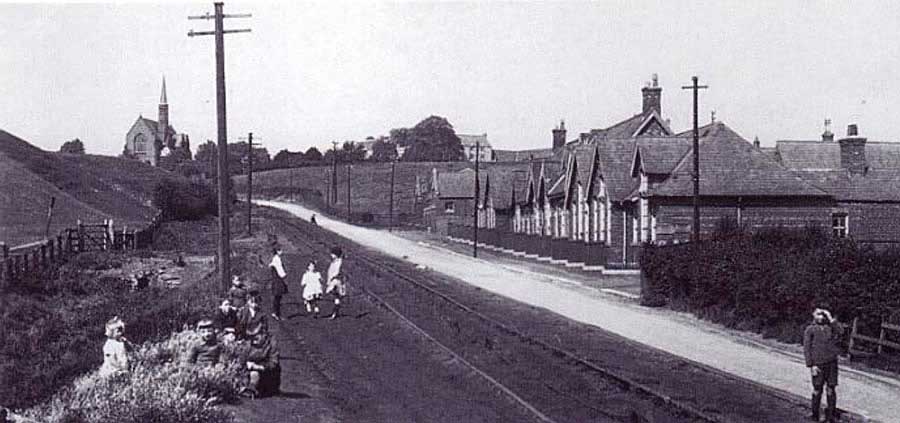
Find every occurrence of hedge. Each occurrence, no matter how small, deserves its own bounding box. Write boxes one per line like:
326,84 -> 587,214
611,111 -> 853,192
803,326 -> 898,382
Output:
641,226 -> 900,344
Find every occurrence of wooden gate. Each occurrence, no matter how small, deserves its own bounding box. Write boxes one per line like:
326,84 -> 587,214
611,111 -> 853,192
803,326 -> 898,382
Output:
76,219 -> 114,252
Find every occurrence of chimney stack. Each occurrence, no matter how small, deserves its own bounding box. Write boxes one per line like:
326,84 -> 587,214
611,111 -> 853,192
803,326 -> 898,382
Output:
552,120 -> 567,149
821,118 -> 834,142
641,73 -> 662,115
753,136 -> 760,148
839,123 -> 868,175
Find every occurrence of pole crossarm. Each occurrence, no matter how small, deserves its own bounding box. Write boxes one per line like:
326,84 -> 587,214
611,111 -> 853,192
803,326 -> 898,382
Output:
189,12 -> 252,19
189,28 -> 251,37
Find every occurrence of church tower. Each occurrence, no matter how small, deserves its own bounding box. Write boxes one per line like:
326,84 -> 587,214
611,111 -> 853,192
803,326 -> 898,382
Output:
156,77 -> 170,164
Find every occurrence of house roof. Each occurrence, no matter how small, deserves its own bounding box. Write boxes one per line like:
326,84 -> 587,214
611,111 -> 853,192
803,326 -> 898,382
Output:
773,140 -> 900,201
774,140 -> 900,171
435,168 -> 476,198
632,137 -> 692,175
651,123 -> 829,198
595,137 -> 641,201
458,134 -> 491,148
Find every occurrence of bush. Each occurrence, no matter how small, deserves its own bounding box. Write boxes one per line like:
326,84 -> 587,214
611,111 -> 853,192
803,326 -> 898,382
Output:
641,227 -> 900,345
25,330 -> 247,423
153,178 -> 218,221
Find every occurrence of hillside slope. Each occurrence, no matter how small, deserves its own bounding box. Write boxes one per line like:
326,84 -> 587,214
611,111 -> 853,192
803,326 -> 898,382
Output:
0,154 -> 110,245
0,129 -> 191,245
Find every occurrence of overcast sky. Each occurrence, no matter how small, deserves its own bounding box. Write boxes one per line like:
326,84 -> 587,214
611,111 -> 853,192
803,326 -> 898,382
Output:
2,1 -> 900,156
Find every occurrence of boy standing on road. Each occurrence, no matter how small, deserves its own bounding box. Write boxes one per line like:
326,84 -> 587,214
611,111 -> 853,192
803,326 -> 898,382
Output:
269,246 -> 288,321
326,246 -> 346,320
803,308 -> 844,422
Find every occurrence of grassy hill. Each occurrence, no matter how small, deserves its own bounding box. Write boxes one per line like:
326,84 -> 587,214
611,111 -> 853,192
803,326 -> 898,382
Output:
0,129 -> 191,245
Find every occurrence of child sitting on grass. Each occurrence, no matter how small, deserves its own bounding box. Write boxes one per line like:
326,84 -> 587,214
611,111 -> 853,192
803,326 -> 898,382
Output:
241,323 -> 281,398
187,319 -> 222,366
300,261 -> 324,318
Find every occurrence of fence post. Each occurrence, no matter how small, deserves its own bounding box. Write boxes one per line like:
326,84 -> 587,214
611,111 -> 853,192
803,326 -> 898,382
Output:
11,255 -> 19,280
106,219 -> 114,251
878,319 -> 886,355
77,220 -> 84,252
48,239 -> 54,263
57,234 -> 64,259
0,243 -> 7,285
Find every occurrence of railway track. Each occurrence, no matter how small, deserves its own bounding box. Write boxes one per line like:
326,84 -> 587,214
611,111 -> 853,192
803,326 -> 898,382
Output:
272,214 -> 726,423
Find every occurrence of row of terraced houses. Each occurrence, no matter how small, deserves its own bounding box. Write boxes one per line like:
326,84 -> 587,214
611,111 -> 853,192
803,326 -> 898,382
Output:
422,74 -> 900,270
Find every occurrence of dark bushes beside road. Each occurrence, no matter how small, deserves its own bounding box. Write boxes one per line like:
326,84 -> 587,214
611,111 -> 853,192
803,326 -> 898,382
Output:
153,178 -> 218,221
641,226 -> 900,345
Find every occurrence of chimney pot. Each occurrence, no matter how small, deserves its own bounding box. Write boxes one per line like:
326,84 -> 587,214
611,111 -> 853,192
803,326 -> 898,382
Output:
641,74 -> 662,115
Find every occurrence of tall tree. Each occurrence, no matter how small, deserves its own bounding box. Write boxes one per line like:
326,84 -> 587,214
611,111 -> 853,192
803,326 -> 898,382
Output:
341,141 -> 367,162
370,137 -> 398,162
59,138 -> 85,154
401,115 -> 464,162
304,146 -> 323,162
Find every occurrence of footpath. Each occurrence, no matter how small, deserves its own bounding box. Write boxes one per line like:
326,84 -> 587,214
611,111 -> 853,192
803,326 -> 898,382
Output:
258,200 -> 900,423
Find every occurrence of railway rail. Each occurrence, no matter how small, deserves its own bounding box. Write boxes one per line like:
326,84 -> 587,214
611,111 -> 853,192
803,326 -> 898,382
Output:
273,214 -> 730,423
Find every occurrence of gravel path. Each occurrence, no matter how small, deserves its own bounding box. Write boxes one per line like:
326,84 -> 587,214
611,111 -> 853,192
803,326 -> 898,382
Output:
259,200 -> 900,423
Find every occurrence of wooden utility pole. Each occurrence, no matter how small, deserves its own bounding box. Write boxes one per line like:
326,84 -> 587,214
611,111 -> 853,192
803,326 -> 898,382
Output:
389,159 -> 396,231
346,161 -> 351,221
188,2 -> 251,291
473,141 -> 480,258
331,141 -> 339,205
245,132 -> 254,235
681,76 -> 708,244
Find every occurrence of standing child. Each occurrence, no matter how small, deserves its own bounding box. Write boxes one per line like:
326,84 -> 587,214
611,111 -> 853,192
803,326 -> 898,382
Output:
325,246 -> 346,320
803,308 -> 844,423
99,316 -> 130,377
300,261 -> 323,317
268,246 -> 288,321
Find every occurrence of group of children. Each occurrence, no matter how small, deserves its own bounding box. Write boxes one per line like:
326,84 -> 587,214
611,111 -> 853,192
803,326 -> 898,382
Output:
269,245 -> 347,321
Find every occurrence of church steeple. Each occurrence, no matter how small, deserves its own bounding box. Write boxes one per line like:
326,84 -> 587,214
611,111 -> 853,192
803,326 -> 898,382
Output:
157,76 -> 170,163
160,76 -> 168,104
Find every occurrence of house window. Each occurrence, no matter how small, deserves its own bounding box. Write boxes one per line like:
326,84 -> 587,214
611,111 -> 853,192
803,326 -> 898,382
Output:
133,133 -> 147,153
444,201 -> 455,214
832,213 -> 848,238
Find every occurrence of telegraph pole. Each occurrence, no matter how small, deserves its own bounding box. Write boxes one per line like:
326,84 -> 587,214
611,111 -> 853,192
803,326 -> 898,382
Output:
239,132 -> 259,235
681,76 -> 708,244
473,141 -> 480,258
331,141 -> 339,205
389,159 -> 396,231
188,2 -> 251,291
346,161 -> 351,221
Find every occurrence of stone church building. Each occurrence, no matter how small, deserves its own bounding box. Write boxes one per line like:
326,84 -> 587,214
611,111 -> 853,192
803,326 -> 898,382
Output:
124,78 -> 189,166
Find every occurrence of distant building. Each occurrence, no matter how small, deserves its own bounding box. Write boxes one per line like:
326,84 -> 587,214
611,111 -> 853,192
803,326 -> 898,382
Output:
124,78 -> 189,166
458,134 -> 493,162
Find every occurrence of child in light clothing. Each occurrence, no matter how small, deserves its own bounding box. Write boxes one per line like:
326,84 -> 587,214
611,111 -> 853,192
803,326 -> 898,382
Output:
326,246 -> 346,319
300,261 -> 323,317
99,316 -> 130,377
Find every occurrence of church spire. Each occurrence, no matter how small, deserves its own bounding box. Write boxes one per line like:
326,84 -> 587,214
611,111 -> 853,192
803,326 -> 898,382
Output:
160,76 -> 168,104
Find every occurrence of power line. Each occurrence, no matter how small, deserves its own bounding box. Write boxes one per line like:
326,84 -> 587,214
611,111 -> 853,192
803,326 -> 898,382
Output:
188,2 -> 251,292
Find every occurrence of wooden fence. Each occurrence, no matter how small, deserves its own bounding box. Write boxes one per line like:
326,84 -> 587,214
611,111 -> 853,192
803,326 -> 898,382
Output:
0,213 -> 163,288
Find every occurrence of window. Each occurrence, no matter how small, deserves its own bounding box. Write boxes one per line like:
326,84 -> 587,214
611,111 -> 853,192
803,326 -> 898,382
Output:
444,201 -> 455,213
832,213 -> 848,238
133,133 -> 147,153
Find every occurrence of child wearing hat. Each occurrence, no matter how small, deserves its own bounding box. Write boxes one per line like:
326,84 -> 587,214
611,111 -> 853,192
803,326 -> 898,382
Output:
300,260 -> 324,317
188,319 -> 222,366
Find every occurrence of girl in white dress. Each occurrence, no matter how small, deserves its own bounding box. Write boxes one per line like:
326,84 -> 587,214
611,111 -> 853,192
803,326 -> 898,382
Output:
300,261 -> 323,317
99,316 -> 129,377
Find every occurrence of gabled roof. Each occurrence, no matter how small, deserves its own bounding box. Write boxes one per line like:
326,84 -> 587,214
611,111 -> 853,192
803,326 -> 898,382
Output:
631,137 -> 692,176
595,137 -> 641,202
785,169 -> 900,202
136,117 -> 176,139
651,123 -> 829,198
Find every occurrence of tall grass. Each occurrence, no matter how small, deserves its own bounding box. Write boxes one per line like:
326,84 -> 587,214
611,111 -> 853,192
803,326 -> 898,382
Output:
25,330 -> 248,423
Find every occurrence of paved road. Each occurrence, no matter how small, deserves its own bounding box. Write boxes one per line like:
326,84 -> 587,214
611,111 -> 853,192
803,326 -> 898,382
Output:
258,200 -> 900,423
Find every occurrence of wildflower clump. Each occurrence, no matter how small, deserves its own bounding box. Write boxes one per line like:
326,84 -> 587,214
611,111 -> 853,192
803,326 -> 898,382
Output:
25,329 -> 249,423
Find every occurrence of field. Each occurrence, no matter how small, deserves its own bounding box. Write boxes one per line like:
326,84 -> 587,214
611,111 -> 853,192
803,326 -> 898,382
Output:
235,161 -> 530,224
0,129 -> 193,245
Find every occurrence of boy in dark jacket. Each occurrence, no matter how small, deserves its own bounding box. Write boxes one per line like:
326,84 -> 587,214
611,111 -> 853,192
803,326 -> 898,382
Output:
241,323 -> 281,398
803,308 -> 844,422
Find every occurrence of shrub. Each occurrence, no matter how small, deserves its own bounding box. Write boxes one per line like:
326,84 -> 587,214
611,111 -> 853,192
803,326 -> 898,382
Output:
641,227 -> 900,345
153,178 -> 218,221
25,329 -> 246,423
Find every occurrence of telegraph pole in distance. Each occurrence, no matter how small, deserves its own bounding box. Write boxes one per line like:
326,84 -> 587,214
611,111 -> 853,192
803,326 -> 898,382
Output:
389,159 -> 396,231
681,76 -> 708,244
188,2 -> 251,292
239,132 -> 259,236
473,141 -> 480,258
346,160 -> 351,221
331,141 -> 339,205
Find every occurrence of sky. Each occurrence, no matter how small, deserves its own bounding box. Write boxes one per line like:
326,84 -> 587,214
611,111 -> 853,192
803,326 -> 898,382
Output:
2,1 -> 900,156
